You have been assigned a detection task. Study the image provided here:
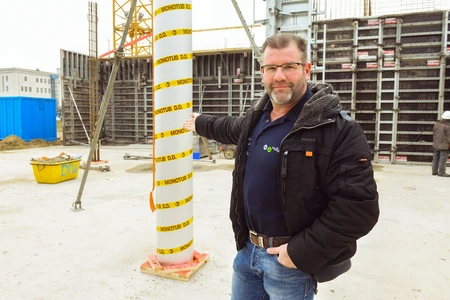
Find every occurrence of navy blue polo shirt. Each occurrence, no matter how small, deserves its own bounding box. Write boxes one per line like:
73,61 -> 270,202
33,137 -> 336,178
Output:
243,87 -> 313,237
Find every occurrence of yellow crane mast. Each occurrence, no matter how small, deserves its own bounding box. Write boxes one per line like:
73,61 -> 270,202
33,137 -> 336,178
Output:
113,0 -> 152,56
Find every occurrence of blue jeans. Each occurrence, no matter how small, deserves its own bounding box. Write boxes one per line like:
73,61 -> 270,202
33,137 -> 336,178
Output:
231,238 -> 317,300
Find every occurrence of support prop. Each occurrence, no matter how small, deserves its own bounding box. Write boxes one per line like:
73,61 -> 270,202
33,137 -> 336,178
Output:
71,0 -> 138,211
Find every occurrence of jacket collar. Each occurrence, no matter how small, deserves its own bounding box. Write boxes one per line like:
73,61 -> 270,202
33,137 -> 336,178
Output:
253,82 -> 342,129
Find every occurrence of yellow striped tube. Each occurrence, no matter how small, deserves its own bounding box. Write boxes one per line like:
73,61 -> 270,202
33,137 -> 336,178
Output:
153,0 -> 194,265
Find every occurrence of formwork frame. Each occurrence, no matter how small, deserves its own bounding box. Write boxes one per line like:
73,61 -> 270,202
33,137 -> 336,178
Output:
61,49 -> 264,145
61,9 -> 450,165
311,10 -> 450,164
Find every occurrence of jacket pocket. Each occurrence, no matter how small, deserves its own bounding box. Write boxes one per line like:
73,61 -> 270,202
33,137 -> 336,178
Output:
281,147 -> 330,214
313,259 -> 352,283
339,161 -> 377,199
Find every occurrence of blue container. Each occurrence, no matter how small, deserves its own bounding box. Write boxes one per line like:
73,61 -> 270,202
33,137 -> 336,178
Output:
193,152 -> 201,160
0,96 -> 57,142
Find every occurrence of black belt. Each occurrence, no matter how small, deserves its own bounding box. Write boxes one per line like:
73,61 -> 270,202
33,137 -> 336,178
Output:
249,230 -> 290,248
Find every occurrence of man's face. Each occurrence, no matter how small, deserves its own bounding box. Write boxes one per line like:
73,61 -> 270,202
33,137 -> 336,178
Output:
261,42 -> 311,107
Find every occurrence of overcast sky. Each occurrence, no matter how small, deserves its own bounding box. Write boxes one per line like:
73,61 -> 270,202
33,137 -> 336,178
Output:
0,0 -> 266,73
1,0 -> 448,73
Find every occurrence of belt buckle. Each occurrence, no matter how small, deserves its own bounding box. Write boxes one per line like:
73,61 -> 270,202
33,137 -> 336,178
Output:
258,236 -> 264,248
250,230 -> 265,248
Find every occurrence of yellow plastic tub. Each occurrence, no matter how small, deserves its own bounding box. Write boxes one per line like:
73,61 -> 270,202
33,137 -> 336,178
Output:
30,159 -> 82,184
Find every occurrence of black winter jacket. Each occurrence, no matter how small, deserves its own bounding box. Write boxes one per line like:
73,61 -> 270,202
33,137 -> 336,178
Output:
195,82 -> 379,277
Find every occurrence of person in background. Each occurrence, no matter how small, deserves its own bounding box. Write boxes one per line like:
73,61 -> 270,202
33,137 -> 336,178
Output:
431,111 -> 450,177
183,33 -> 379,300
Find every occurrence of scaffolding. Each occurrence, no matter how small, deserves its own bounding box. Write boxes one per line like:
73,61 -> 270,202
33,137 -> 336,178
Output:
60,6 -> 450,165
88,2 -> 100,160
321,0 -> 450,20
311,10 -> 450,163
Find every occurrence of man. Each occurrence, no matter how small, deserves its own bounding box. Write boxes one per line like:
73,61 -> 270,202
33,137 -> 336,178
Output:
183,33 -> 379,300
432,111 -> 450,177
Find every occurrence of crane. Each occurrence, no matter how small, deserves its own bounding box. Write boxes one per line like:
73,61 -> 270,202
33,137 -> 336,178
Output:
113,0 -> 152,56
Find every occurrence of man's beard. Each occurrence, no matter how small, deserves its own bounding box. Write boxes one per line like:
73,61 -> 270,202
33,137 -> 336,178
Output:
269,82 -> 304,107
270,90 -> 294,106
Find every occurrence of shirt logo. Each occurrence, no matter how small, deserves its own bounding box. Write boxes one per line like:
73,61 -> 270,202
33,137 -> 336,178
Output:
263,144 -> 280,153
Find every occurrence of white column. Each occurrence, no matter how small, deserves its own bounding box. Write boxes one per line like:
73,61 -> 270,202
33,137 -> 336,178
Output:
153,1 -> 194,265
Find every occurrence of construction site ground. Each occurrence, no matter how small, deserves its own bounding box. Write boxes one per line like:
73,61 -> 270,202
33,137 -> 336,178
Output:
1,144 -> 449,300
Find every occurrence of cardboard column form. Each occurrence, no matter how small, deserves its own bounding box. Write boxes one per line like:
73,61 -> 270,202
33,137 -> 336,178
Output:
153,0 -> 194,265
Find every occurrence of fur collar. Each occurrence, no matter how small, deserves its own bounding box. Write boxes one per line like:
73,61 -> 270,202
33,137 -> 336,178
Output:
253,82 -> 342,128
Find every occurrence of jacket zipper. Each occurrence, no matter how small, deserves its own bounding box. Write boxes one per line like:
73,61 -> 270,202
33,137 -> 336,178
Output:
281,151 -> 288,208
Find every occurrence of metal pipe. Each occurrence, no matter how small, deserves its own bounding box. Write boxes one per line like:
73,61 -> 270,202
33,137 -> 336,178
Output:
437,10 -> 449,117
67,85 -> 90,143
230,0 -> 262,63
144,86 -> 149,143
72,0 -> 138,211
374,18 -> 383,163
241,84 -> 250,114
351,20 -> 358,120
67,140 -> 91,147
322,24 -> 326,82
391,18 -> 402,163
218,66 -> 222,89
228,78 -> 232,116
199,80 -> 205,114
239,84 -> 243,116
311,25 -> 318,82
250,0 -> 256,103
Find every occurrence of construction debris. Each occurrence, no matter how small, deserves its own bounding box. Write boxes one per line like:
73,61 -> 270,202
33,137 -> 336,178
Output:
1,135 -> 62,151
30,152 -> 81,164
79,160 -> 111,172
123,153 -> 152,160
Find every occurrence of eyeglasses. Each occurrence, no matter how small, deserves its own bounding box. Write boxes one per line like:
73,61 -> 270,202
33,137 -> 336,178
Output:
260,62 -> 305,75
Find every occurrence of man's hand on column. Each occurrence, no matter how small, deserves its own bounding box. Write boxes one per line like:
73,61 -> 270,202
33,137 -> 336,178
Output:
182,113 -> 200,133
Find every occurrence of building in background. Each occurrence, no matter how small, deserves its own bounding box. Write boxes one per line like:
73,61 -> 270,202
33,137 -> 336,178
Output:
0,68 -> 60,102
0,68 -> 59,142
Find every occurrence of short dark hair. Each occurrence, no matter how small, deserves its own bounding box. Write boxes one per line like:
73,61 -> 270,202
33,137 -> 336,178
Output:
261,33 -> 308,63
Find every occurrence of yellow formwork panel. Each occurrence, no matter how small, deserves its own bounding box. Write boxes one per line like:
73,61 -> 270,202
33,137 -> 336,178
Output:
30,159 -> 82,184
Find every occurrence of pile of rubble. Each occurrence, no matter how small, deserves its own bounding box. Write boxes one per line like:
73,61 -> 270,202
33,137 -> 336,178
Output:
0,135 -> 62,151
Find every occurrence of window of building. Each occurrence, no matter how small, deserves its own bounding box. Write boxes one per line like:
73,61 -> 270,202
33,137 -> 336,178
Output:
45,88 -> 47,93
25,86 -> 28,92
40,78 -> 43,83
36,87 -> 39,92
29,86 -> 32,92
6,86 -> 8,92
44,79 -> 47,84
40,88 -> 43,93
21,86 -> 23,91
36,78 -> 39,83
24,76 -> 27,82
5,76 -> 7,82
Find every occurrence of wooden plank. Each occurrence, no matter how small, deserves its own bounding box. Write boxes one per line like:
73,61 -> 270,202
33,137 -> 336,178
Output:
140,251 -> 210,282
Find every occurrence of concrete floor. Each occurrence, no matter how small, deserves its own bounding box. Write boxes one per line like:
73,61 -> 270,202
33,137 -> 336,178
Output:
0,145 -> 449,300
